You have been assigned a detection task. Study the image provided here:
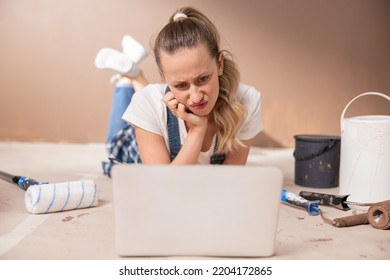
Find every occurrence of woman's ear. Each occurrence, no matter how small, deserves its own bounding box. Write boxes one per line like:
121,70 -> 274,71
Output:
218,52 -> 224,76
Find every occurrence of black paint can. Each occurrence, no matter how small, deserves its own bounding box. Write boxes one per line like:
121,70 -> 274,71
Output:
294,135 -> 341,188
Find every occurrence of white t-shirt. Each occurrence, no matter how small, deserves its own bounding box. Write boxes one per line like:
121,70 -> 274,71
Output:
122,83 -> 263,164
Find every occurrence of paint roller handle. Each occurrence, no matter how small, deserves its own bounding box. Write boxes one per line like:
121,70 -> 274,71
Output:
0,170 -> 15,183
299,191 -> 351,211
15,176 -> 47,190
0,170 -> 47,191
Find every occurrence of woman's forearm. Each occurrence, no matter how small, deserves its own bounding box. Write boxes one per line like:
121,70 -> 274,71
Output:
171,125 -> 207,164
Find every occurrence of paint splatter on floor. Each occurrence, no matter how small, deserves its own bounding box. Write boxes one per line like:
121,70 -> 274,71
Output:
307,238 -> 333,242
61,216 -> 74,222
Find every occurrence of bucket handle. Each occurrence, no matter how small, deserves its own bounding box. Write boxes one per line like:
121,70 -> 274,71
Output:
340,92 -> 390,132
294,140 -> 339,161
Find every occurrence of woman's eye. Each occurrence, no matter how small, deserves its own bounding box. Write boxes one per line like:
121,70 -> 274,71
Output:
198,76 -> 209,83
174,83 -> 186,89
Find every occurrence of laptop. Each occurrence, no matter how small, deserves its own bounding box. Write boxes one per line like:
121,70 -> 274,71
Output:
111,164 -> 283,257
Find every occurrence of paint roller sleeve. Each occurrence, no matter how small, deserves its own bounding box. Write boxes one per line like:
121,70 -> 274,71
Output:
367,200 -> 390,230
24,180 -> 99,214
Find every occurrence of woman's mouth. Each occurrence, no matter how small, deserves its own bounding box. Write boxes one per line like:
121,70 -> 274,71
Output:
190,101 -> 207,111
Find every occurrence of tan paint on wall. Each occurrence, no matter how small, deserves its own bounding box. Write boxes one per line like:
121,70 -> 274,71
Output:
1,0 -> 389,147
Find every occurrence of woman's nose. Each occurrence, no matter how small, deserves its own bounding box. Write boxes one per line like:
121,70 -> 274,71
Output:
189,86 -> 203,103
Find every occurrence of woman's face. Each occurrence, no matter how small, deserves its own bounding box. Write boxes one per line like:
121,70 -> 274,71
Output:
160,43 -> 223,117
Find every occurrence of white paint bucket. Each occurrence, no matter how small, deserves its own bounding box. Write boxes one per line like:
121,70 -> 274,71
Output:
339,92 -> 390,203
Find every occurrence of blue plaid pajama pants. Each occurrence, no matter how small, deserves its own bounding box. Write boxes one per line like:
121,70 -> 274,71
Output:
102,124 -> 141,177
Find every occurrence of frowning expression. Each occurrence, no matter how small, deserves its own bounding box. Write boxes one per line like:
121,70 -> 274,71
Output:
160,43 -> 224,117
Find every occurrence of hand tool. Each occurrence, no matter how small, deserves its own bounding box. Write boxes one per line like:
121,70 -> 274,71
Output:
299,191 -> 372,211
0,170 -> 47,190
281,189 -> 320,215
0,170 -> 98,214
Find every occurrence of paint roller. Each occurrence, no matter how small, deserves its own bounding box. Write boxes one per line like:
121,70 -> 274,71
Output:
0,170 -> 98,214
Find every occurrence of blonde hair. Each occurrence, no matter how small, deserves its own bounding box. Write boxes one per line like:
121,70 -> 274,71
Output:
153,7 -> 246,154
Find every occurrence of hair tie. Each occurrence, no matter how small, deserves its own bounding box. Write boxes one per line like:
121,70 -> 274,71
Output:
173,12 -> 188,22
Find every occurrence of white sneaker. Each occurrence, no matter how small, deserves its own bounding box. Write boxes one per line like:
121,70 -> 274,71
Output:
109,73 -> 121,84
121,35 -> 148,64
94,47 -> 140,76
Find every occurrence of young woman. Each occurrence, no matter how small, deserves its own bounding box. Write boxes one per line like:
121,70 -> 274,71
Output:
95,7 -> 263,175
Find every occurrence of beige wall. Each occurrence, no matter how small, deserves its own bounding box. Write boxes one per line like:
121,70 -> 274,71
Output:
1,0 -> 389,147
